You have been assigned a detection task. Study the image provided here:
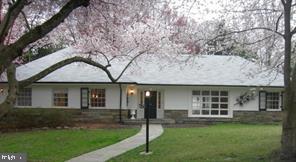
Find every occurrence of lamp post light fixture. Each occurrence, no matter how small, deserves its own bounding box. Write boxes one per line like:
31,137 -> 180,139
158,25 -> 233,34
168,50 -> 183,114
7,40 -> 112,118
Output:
141,90 -> 152,155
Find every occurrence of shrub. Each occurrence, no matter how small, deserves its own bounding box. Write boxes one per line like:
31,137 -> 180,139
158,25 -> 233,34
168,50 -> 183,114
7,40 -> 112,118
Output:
0,108 -> 75,130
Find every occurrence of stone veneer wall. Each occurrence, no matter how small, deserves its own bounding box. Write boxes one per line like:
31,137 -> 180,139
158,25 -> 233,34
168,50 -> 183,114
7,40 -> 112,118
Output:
163,110 -> 282,124
76,109 -> 129,123
232,111 -> 282,123
164,110 -> 188,123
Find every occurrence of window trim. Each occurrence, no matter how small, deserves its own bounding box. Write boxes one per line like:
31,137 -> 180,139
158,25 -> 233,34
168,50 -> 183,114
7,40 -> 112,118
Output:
259,91 -> 281,111
52,88 -> 68,108
190,90 -> 230,117
17,88 -> 32,107
89,88 -> 106,108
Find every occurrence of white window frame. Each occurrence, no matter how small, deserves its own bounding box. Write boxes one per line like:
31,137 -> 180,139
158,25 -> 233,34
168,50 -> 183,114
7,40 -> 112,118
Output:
90,88 -> 106,108
17,88 -> 32,107
190,90 -> 230,118
52,88 -> 68,107
266,92 -> 281,111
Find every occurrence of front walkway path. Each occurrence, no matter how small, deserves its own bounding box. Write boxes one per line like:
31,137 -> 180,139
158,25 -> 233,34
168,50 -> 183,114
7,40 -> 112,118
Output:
67,124 -> 163,162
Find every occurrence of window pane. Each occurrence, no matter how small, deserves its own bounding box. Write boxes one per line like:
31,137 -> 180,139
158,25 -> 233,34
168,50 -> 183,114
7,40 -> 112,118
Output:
211,110 -> 219,115
202,110 -> 209,115
202,103 -> 210,108
202,97 -> 210,102
220,91 -> 228,96
212,104 -> 219,109
220,104 -> 228,109
220,97 -> 228,102
202,91 -> 210,96
192,91 -> 200,95
211,91 -> 219,96
220,110 -> 228,115
211,97 -> 219,102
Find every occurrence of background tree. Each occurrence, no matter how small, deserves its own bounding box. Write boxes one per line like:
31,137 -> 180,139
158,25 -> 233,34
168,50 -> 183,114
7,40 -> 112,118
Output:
195,0 -> 296,159
0,0 -> 199,117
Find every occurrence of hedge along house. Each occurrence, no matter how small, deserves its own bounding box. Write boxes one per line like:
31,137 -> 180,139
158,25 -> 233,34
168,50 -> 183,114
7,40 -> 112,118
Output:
0,48 -> 284,123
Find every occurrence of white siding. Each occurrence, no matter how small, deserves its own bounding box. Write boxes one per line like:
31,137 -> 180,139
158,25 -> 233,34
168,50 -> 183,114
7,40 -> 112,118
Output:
1,83 -> 283,115
164,87 -> 190,110
230,87 -> 259,111
68,87 -> 80,108
31,86 -> 52,108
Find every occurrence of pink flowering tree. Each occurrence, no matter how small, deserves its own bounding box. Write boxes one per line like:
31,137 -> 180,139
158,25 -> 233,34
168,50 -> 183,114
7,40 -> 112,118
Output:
0,0 -> 200,117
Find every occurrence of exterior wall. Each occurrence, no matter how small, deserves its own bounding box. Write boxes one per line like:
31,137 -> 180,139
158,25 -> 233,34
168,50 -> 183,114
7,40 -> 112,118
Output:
232,111 -> 282,123
0,83 -> 284,122
11,84 -> 129,110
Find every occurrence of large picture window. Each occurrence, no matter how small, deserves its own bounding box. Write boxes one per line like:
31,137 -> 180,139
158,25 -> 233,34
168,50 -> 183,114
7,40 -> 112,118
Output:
53,89 -> 68,107
17,88 -> 32,106
90,89 -> 105,107
192,90 -> 229,116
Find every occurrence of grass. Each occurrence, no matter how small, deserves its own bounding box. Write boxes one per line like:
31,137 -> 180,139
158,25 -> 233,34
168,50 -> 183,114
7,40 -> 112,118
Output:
110,124 -> 281,162
0,128 -> 138,162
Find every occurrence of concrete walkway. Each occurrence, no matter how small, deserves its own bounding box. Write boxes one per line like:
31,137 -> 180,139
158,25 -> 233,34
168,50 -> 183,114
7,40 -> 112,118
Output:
67,124 -> 163,162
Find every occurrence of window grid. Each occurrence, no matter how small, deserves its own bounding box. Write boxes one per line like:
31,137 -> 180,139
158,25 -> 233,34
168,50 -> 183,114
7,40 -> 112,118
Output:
53,89 -> 68,107
90,89 -> 105,107
266,92 -> 280,110
17,88 -> 32,106
192,90 -> 228,116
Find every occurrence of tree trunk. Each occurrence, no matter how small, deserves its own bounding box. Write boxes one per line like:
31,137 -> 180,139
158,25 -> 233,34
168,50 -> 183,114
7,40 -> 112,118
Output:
280,0 -> 296,160
0,64 -> 18,118
281,87 -> 296,160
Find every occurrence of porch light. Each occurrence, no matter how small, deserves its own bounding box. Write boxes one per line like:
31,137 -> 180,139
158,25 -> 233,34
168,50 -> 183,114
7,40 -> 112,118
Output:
129,89 -> 135,95
145,91 -> 150,97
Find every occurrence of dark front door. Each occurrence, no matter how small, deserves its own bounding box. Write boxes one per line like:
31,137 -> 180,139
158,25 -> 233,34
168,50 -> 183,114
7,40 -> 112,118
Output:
145,91 -> 157,119
81,88 -> 89,109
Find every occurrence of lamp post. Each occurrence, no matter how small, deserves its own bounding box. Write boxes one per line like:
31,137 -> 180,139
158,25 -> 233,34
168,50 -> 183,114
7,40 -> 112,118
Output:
145,91 -> 150,154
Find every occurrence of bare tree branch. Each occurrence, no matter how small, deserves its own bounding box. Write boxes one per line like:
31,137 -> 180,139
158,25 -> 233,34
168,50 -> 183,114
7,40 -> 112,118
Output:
12,0 -> 90,50
0,0 -> 90,74
205,27 -> 284,46
20,10 -> 31,30
114,50 -> 147,81
19,56 -> 115,88
276,13 -> 283,32
0,0 -> 27,44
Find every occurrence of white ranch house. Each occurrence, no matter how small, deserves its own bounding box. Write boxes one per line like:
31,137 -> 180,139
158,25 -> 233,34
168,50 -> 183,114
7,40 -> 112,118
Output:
0,48 -> 284,123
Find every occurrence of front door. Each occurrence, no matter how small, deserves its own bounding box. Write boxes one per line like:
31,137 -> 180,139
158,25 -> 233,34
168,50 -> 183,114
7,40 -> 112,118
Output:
144,91 -> 157,119
81,88 -> 89,109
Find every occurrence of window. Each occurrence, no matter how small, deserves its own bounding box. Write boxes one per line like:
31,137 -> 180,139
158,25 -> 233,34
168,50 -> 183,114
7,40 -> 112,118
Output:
158,91 -> 161,109
90,89 -> 105,107
259,91 -> 281,110
192,90 -> 229,116
17,88 -> 32,106
266,92 -> 280,110
53,89 -> 68,107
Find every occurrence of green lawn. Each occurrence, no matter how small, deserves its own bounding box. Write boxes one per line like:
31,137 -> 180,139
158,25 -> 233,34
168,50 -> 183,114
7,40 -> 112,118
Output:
110,124 -> 281,162
0,128 -> 138,162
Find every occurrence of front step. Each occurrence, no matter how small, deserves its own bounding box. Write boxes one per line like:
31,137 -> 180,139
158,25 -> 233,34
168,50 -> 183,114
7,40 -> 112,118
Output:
123,118 -> 175,125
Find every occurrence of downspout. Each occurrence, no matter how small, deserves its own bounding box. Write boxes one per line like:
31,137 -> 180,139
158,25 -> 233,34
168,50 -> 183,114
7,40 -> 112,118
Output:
119,83 -> 122,123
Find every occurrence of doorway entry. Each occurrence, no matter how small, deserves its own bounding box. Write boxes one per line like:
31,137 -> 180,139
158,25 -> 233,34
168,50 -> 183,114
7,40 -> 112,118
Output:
144,91 -> 157,119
